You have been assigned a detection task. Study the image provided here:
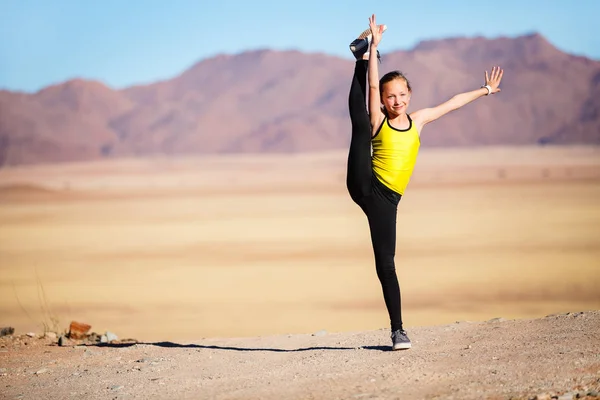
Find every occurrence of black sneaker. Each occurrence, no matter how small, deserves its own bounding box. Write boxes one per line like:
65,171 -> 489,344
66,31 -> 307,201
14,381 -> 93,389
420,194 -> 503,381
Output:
349,25 -> 387,60
391,329 -> 411,350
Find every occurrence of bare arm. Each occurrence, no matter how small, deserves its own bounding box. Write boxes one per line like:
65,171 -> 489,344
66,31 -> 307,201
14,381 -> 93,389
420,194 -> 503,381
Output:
367,15 -> 385,134
412,66 -> 504,132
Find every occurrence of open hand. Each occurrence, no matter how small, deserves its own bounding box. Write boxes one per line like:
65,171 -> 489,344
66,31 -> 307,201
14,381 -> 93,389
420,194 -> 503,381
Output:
369,14 -> 386,47
485,66 -> 504,94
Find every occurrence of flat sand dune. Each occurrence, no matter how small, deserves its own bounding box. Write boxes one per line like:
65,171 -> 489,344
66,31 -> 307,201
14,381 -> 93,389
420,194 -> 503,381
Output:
0,146 -> 599,342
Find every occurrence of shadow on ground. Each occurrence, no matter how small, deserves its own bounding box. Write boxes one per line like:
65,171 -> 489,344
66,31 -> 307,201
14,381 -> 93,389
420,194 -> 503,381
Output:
89,342 -> 393,352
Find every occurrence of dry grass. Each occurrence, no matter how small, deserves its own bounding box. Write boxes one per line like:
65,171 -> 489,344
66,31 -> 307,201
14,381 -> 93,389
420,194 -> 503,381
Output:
0,146 -> 599,341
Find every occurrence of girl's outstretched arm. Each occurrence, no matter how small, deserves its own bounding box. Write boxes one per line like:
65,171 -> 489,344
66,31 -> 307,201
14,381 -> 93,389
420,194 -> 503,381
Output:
411,66 -> 504,132
367,14 -> 385,134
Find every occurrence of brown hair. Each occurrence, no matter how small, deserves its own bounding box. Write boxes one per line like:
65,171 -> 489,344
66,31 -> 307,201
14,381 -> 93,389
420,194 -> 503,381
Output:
379,71 -> 412,96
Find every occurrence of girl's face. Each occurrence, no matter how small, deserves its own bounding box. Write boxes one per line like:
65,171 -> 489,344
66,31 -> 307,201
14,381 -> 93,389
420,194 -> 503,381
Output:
381,78 -> 411,116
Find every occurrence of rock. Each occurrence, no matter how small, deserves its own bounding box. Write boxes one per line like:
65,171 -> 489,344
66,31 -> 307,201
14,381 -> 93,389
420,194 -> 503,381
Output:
44,332 -> 57,340
26,332 -> 36,338
35,368 -> 48,375
105,331 -> 118,342
68,321 -> 91,339
487,317 -> 507,323
0,327 -> 15,337
58,335 -> 69,347
588,390 -> 599,397
557,393 -> 574,400
110,385 -> 124,391
534,394 -> 552,400
100,335 -> 108,343
312,330 -> 327,337
88,332 -> 100,343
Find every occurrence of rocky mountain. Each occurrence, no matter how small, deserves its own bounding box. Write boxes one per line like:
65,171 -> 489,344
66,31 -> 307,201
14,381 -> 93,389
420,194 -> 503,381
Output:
0,33 -> 598,166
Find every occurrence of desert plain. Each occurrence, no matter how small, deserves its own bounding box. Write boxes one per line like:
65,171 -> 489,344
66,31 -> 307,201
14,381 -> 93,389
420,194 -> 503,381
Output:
0,145 -> 599,399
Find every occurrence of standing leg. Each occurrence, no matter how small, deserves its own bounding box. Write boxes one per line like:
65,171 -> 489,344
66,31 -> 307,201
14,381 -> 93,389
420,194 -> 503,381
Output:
346,60 -> 374,203
363,182 -> 403,333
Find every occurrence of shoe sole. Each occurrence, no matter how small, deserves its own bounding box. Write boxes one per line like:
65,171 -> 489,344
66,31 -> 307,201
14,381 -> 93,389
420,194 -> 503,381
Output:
349,25 -> 387,52
392,343 -> 411,350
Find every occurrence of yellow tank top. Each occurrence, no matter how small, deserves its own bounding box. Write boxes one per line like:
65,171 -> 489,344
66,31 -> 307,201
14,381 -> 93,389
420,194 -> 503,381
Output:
372,115 -> 420,195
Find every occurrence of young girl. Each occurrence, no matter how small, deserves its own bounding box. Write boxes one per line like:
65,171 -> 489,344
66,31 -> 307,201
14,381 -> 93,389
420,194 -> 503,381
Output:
346,14 -> 504,350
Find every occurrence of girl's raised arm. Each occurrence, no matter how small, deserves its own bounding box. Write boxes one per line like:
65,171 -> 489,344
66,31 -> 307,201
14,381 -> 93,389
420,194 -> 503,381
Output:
367,15 -> 386,134
411,66 -> 504,133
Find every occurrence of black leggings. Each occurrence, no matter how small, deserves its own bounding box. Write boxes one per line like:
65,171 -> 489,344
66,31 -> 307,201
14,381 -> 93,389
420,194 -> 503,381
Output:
346,60 -> 404,332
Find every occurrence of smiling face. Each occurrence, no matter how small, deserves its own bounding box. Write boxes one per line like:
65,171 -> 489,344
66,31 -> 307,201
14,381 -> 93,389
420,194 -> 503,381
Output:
379,71 -> 412,117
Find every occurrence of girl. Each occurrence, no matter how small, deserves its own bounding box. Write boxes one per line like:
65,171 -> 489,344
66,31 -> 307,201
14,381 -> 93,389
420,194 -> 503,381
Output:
346,14 -> 504,350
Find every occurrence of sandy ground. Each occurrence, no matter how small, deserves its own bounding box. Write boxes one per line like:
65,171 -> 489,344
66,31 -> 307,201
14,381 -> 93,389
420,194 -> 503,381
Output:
1,146 -> 599,341
0,311 -> 599,400
0,146 -> 599,398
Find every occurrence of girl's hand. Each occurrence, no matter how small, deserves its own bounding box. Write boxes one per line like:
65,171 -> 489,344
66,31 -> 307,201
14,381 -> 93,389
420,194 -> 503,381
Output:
369,14 -> 385,47
485,66 -> 504,94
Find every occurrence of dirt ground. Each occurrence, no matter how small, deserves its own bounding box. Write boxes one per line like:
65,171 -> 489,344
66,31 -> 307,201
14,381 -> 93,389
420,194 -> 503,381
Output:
1,311 -> 599,400
0,146 -> 599,399
0,146 -> 599,341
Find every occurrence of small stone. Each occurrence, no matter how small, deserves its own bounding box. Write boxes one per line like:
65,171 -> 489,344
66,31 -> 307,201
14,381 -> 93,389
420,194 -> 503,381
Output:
0,327 -> 14,337
312,330 -> 327,337
44,332 -> 57,340
465,345 -> 472,349
26,332 -> 36,338
87,332 -> 100,343
487,317 -> 506,323
68,321 -> 91,339
535,394 -> 551,400
588,390 -> 599,397
105,332 -> 118,342
58,335 -> 68,347
100,335 -> 108,343
557,394 -> 574,400
35,368 -> 48,375
110,385 -> 124,391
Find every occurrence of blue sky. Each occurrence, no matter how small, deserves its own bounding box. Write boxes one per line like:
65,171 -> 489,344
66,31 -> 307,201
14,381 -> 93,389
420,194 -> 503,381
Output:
1,0 -> 599,93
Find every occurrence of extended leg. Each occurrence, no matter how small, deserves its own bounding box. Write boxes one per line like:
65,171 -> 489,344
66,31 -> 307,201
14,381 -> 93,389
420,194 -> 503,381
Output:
346,60 -> 374,202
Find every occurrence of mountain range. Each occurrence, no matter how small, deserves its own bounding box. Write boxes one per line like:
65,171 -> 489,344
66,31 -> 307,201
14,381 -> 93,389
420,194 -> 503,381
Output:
0,33 -> 598,166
